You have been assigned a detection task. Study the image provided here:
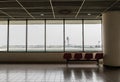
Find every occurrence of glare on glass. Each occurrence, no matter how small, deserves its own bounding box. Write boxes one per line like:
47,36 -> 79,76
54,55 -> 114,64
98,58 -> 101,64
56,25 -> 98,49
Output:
84,20 -> 102,51
9,20 -> 26,51
46,20 -> 63,51
28,20 -> 45,51
65,20 -> 82,51
0,21 -> 7,51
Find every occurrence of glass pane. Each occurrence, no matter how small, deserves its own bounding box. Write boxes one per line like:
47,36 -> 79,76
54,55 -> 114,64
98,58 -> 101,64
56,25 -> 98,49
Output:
0,21 -> 7,51
65,20 -> 82,51
46,20 -> 63,51
84,20 -> 102,51
9,20 -> 26,51
28,20 -> 45,51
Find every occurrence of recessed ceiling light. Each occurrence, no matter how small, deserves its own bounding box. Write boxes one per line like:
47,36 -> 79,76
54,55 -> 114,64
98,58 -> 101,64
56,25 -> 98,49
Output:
88,13 -> 91,16
40,13 -> 44,16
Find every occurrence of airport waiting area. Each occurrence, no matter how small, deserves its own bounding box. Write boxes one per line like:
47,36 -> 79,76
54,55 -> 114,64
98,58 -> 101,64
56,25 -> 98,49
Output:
0,0 -> 120,82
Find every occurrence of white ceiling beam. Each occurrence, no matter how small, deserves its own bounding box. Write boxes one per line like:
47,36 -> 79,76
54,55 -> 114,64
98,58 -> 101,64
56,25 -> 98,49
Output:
0,10 -> 14,18
15,0 -> 35,19
75,0 -> 86,18
49,0 -> 55,18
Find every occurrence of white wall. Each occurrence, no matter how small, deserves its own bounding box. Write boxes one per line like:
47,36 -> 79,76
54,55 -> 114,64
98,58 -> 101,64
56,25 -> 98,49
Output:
0,53 -> 65,63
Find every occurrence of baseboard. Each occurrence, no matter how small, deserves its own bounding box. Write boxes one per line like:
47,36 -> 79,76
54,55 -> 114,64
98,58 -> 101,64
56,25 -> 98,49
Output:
104,65 -> 120,68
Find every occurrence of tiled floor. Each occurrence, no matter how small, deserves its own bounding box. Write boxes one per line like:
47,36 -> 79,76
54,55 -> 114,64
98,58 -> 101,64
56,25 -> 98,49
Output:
0,64 -> 119,82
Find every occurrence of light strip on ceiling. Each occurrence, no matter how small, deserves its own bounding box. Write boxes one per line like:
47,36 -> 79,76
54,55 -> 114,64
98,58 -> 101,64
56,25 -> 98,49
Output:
15,0 -> 35,19
75,0 -> 86,18
49,0 -> 55,18
0,10 -> 14,18
96,0 -> 119,18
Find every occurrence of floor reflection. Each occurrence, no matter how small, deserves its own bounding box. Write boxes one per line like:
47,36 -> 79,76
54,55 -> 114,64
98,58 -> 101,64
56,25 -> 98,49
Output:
0,64 -> 119,82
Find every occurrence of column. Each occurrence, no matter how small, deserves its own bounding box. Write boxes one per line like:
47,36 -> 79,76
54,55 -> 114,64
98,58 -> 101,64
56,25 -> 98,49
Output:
102,11 -> 120,66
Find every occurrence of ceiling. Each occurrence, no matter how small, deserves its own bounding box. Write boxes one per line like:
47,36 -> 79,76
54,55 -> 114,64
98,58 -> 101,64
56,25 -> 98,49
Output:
0,0 -> 120,19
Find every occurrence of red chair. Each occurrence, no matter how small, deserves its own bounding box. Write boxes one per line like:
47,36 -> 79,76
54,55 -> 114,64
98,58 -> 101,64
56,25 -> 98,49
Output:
74,53 -> 82,60
95,53 -> 103,59
63,53 -> 72,60
63,53 -> 72,65
95,53 -> 103,65
84,53 -> 93,60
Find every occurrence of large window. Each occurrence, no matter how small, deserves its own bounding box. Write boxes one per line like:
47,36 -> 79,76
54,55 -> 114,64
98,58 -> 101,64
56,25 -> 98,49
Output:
28,20 -> 45,52
0,21 -> 7,51
46,20 -> 63,51
84,20 -> 102,51
9,20 -> 26,51
65,20 -> 82,51
0,19 -> 102,52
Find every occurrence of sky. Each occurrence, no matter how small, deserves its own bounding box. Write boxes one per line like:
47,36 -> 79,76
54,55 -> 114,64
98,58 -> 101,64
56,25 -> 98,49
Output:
0,21 -> 101,48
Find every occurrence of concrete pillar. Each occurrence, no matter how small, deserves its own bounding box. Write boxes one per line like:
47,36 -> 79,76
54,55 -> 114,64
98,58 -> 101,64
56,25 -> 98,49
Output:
102,11 -> 120,66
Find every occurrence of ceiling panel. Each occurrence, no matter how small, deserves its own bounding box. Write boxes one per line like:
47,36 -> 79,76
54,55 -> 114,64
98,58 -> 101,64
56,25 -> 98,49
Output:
0,0 -> 119,19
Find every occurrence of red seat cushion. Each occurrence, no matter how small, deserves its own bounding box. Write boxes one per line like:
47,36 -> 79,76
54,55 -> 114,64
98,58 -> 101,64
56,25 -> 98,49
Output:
74,53 -> 82,60
63,53 -> 72,60
95,53 -> 103,59
85,53 -> 93,60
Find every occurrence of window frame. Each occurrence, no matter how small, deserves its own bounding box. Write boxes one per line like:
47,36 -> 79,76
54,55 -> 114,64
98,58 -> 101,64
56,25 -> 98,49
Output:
84,19 -> 102,52
46,19 -> 64,52
27,20 -> 45,52
0,19 -> 102,53
8,20 -> 27,52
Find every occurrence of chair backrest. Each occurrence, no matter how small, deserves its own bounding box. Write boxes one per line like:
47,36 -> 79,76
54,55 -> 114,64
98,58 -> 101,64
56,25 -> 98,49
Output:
95,53 -> 103,59
74,53 -> 82,60
84,53 -> 93,60
63,53 -> 72,60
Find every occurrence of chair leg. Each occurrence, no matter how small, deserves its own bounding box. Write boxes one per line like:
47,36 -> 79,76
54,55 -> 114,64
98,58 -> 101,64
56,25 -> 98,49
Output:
97,60 -> 99,65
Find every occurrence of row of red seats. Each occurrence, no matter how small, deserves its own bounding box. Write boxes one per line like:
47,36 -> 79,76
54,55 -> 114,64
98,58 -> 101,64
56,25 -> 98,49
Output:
63,53 -> 103,60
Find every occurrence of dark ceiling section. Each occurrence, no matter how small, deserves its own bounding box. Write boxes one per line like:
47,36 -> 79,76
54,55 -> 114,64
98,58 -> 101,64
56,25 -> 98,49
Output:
0,0 -> 119,19
108,1 -> 120,11
20,0 -> 53,18
53,0 -> 83,18
0,12 -> 8,18
0,0 -> 30,19
78,0 -> 117,19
